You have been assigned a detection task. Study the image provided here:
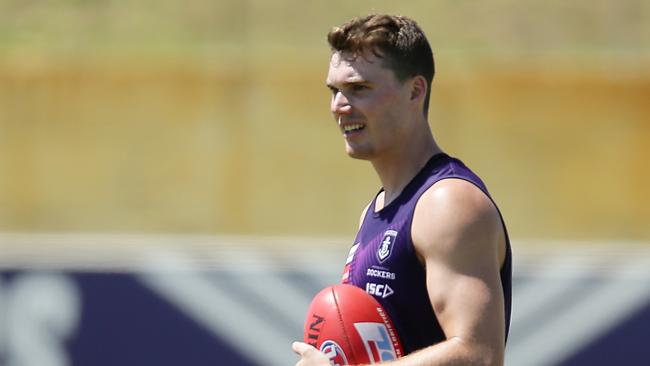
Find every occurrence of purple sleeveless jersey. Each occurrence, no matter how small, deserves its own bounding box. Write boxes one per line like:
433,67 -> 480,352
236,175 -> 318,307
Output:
341,153 -> 512,354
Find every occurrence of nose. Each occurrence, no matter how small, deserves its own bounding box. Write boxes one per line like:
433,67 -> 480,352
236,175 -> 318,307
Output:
330,91 -> 351,115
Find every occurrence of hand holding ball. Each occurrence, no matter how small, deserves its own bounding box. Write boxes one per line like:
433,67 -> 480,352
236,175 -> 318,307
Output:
302,284 -> 404,365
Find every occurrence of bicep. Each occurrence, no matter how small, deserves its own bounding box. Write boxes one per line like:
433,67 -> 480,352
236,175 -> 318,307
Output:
424,247 -> 504,345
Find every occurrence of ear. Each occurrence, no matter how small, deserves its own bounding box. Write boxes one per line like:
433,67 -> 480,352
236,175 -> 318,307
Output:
409,75 -> 427,102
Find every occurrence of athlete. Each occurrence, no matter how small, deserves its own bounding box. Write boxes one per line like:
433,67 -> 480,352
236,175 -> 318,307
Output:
293,14 -> 511,366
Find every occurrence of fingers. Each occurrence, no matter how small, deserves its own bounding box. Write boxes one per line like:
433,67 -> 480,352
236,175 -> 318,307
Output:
292,341 -> 315,356
293,342 -> 331,366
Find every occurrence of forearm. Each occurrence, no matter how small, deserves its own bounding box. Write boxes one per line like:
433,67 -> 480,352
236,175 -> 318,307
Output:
365,337 -> 503,366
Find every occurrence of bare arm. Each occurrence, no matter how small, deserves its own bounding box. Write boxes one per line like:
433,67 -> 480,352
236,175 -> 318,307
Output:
395,178 -> 506,365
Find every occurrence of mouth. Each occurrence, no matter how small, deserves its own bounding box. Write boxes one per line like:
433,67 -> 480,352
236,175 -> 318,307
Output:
343,123 -> 365,133
338,116 -> 366,135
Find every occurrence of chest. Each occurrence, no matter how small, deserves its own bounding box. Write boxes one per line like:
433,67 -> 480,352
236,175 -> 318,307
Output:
342,215 -> 422,300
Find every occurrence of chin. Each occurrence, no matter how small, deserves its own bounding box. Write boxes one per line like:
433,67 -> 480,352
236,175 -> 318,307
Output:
345,146 -> 374,160
347,153 -> 369,160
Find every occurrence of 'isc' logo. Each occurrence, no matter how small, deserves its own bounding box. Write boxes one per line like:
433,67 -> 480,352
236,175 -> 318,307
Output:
366,282 -> 394,298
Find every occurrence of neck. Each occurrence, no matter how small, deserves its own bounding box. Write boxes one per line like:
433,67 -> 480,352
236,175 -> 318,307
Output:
371,125 -> 442,208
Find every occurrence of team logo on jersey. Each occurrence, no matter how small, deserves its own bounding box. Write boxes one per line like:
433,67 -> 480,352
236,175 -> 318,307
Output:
377,230 -> 397,263
320,340 -> 348,366
353,322 -> 399,363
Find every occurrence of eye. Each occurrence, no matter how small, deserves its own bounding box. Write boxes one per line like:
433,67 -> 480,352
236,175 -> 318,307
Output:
328,86 -> 339,95
350,84 -> 367,92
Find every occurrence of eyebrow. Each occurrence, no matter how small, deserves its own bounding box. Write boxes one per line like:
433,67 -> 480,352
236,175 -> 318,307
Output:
325,80 -> 369,89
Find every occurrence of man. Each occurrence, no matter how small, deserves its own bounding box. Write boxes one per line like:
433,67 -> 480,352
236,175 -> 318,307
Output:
293,14 -> 511,366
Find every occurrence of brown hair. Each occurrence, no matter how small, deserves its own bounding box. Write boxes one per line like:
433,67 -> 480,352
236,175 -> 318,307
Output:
327,14 -> 435,115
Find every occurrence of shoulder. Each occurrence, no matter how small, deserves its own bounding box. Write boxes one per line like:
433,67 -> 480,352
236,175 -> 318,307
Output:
412,178 -> 503,264
358,201 -> 372,229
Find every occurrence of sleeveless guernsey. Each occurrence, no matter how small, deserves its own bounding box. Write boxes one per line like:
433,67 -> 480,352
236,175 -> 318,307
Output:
341,153 -> 512,354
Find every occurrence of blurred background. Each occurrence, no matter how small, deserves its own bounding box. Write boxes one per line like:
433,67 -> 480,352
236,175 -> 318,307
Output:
0,1 -> 649,365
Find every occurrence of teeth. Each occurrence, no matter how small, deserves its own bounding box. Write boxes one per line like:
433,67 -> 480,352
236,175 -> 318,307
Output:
343,124 -> 364,132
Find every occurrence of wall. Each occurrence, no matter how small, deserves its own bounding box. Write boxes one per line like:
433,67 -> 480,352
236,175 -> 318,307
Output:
1,1 -> 649,240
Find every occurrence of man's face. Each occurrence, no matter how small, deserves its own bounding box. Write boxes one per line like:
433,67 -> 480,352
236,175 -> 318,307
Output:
326,51 -> 412,160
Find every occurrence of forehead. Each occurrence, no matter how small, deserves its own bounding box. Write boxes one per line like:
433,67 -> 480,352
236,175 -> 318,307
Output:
326,51 -> 395,84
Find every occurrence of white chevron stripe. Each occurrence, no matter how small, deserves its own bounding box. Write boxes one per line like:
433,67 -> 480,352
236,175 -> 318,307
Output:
508,256 -> 597,341
505,258 -> 650,366
212,247 -> 319,334
137,250 -> 299,366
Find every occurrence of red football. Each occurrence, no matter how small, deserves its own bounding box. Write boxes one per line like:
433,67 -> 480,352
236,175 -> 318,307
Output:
303,284 -> 404,365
